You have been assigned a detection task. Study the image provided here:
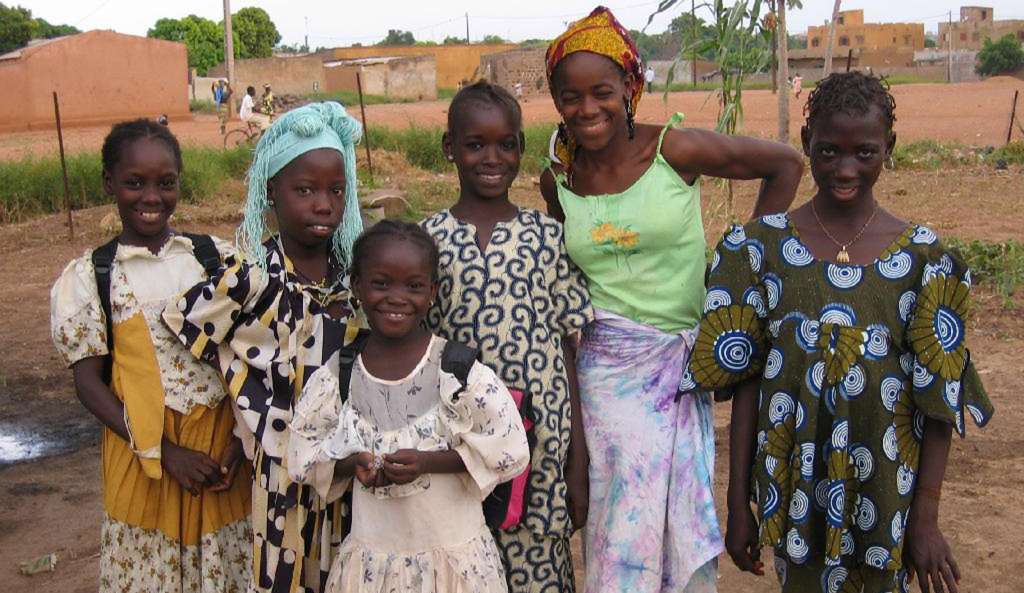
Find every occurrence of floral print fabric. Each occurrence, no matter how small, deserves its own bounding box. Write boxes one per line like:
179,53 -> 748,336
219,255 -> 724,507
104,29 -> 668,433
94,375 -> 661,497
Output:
688,214 -> 994,591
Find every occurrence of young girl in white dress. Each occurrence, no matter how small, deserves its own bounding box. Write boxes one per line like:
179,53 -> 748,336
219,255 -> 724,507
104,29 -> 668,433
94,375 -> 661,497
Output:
288,220 -> 530,593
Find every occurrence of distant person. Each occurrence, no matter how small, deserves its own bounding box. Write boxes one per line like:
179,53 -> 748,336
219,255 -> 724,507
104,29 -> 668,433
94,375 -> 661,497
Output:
261,83 -> 276,121
792,73 -> 803,99
692,71 -> 993,593
514,81 -> 523,98
645,64 -> 655,92
240,85 -> 271,130
50,119 -> 251,593
214,79 -> 233,134
157,114 -> 168,126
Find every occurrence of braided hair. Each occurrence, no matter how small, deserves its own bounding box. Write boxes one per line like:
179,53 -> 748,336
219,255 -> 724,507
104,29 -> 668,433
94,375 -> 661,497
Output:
447,80 -> 523,139
350,219 -> 440,282
804,71 -> 897,134
101,118 -> 183,173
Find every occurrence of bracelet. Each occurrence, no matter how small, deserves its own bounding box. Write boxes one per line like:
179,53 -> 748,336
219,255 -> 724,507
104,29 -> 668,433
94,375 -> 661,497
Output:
915,485 -> 942,501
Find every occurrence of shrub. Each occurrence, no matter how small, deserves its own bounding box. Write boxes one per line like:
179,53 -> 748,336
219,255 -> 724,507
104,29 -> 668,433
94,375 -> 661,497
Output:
976,34 -> 1024,76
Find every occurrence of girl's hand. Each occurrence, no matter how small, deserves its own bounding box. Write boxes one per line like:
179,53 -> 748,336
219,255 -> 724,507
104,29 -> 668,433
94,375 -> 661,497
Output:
208,437 -> 245,492
161,441 -> 222,496
381,449 -> 427,484
353,452 -> 381,487
904,500 -> 961,593
565,447 -> 589,531
725,503 -> 764,575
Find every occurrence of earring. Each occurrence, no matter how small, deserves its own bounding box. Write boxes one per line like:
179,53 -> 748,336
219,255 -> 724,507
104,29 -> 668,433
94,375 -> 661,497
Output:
624,97 -> 635,141
446,154 -> 454,162
557,121 -> 569,144
884,155 -> 895,170
267,199 -> 276,207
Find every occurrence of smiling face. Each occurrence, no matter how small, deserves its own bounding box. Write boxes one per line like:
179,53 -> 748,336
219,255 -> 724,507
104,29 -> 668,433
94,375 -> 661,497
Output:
444,102 -> 523,200
103,136 -> 179,249
269,148 -> 346,253
551,51 -> 635,152
353,238 -> 437,341
802,105 -> 895,206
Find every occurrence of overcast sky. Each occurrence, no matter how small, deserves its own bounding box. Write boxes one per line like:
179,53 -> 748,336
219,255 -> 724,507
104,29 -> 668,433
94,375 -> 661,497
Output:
24,0 -> 1024,48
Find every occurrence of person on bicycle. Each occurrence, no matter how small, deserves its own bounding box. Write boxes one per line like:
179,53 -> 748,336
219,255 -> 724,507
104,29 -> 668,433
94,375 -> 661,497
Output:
240,86 -> 271,130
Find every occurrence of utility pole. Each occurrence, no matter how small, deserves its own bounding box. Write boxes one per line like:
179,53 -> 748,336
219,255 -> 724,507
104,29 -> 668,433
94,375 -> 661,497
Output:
777,0 -> 790,142
223,0 -> 235,117
304,16 -> 309,52
465,13 -> 470,44
947,11 -> 953,83
770,0 -> 777,93
823,0 -> 841,77
691,0 -> 697,87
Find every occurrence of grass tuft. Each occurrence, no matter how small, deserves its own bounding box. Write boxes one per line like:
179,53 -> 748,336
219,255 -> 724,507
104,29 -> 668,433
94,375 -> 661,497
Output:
947,238 -> 1024,307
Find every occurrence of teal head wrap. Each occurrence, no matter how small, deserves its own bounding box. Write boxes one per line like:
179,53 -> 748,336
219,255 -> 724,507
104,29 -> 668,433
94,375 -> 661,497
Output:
238,101 -> 364,269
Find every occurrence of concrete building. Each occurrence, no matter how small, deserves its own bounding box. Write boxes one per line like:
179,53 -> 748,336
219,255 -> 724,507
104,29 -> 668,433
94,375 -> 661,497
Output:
207,55 -> 327,96
324,56 -> 437,101
805,9 -> 924,57
324,44 -> 517,89
479,48 -> 547,95
0,30 -> 189,132
938,6 -> 1024,51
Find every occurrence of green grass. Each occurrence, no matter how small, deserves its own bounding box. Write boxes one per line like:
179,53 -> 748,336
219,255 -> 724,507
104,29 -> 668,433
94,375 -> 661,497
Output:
0,146 -> 251,223
986,141 -> 1024,166
661,80 -> 775,93
437,87 -> 457,100
189,99 -> 218,114
892,140 -> 978,170
306,90 -> 413,107
947,237 -> 1024,307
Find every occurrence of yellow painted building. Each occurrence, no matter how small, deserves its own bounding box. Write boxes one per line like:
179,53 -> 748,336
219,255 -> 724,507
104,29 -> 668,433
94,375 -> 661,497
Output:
326,44 -> 517,89
938,6 -> 1024,51
806,10 -> 924,57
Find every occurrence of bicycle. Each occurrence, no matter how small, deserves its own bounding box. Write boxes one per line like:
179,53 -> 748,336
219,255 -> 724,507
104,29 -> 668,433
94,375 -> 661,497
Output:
223,120 -> 263,149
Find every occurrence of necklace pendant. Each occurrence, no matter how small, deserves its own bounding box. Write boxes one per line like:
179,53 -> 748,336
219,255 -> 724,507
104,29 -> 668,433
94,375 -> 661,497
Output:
837,246 -> 851,264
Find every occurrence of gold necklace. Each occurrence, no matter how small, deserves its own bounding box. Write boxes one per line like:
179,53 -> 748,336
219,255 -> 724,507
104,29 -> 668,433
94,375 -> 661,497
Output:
810,199 -> 878,264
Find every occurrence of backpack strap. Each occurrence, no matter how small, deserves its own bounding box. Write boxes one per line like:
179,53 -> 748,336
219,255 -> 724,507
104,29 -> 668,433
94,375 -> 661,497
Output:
182,232 -> 222,277
91,237 -> 120,384
337,329 -> 371,402
440,339 -> 479,401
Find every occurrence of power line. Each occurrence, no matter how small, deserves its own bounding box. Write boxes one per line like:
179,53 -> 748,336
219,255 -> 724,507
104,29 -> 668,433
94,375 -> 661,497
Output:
74,0 -> 116,27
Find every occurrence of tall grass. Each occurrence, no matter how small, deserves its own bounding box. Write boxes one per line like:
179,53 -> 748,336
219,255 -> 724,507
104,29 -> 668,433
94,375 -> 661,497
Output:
306,90 -> 412,106
947,237 -> 1024,307
0,146 -> 251,223
190,99 -> 218,113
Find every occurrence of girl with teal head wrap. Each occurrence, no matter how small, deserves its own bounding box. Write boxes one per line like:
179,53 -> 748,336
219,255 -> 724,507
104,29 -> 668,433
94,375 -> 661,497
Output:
238,101 -> 363,269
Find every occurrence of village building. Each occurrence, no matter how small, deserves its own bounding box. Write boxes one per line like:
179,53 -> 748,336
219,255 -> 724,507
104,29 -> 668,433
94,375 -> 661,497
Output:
322,43 -> 516,90
938,6 -> 1024,51
0,31 -> 188,133
805,9 -> 925,57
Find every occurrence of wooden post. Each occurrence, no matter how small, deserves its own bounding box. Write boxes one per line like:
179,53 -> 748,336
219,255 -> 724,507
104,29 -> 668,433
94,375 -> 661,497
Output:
845,49 -> 853,72
52,92 -> 73,241
691,0 -> 697,87
356,72 -> 374,183
1008,90 -> 1020,145
223,0 -> 236,118
777,0 -> 790,143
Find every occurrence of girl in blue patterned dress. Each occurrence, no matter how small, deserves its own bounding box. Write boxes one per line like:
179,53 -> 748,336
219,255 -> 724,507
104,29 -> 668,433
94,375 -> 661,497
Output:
689,72 -> 994,593
421,81 -> 594,593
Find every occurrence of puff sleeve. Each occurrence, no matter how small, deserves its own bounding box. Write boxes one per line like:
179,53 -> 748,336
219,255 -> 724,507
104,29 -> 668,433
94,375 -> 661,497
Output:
50,254 -> 108,366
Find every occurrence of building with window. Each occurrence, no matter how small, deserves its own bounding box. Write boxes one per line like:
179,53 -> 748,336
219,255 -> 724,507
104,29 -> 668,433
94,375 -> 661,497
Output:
805,9 -> 924,57
937,6 -> 1024,51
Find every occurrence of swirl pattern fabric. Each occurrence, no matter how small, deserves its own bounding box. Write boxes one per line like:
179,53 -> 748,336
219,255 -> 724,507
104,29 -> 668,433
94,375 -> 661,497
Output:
422,208 -> 593,592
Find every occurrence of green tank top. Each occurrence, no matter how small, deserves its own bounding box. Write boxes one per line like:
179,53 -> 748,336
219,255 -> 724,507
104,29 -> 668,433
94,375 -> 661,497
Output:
555,113 -> 705,334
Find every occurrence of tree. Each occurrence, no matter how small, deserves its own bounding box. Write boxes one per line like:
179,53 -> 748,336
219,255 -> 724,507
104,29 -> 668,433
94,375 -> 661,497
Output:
443,35 -> 465,45
378,29 -> 415,46
34,18 -> 79,38
481,34 -> 506,44
823,0 -> 841,76
231,7 -> 280,59
0,3 -> 34,53
148,15 -> 223,75
976,34 -> 1024,76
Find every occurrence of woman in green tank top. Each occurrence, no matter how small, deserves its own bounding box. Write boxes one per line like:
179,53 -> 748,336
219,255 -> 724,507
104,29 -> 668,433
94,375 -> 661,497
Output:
538,8 -> 804,593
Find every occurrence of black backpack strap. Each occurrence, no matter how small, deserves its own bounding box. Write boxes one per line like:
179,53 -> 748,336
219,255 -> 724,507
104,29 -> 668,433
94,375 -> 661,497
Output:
338,329 -> 371,402
182,232 -> 222,277
91,237 -> 119,384
440,339 -> 479,401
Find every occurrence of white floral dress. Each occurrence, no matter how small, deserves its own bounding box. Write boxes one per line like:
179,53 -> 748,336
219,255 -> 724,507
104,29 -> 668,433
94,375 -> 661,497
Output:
288,335 -> 530,593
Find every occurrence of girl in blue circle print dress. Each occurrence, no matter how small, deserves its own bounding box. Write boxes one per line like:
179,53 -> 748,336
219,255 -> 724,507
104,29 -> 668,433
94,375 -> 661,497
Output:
687,72 -> 994,593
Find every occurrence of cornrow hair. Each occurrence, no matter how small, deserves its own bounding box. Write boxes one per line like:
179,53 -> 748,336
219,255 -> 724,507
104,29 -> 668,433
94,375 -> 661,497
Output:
101,118 -> 183,173
447,80 -> 523,137
804,71 -> 897,134
350,219 -> 440,282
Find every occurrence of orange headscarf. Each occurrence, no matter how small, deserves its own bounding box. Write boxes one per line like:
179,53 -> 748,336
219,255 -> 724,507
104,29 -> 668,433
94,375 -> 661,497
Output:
545,6 -> 644,167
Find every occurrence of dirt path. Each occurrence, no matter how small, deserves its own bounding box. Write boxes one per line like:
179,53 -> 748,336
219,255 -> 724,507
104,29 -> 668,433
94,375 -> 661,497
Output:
1,78 -> 1021,161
